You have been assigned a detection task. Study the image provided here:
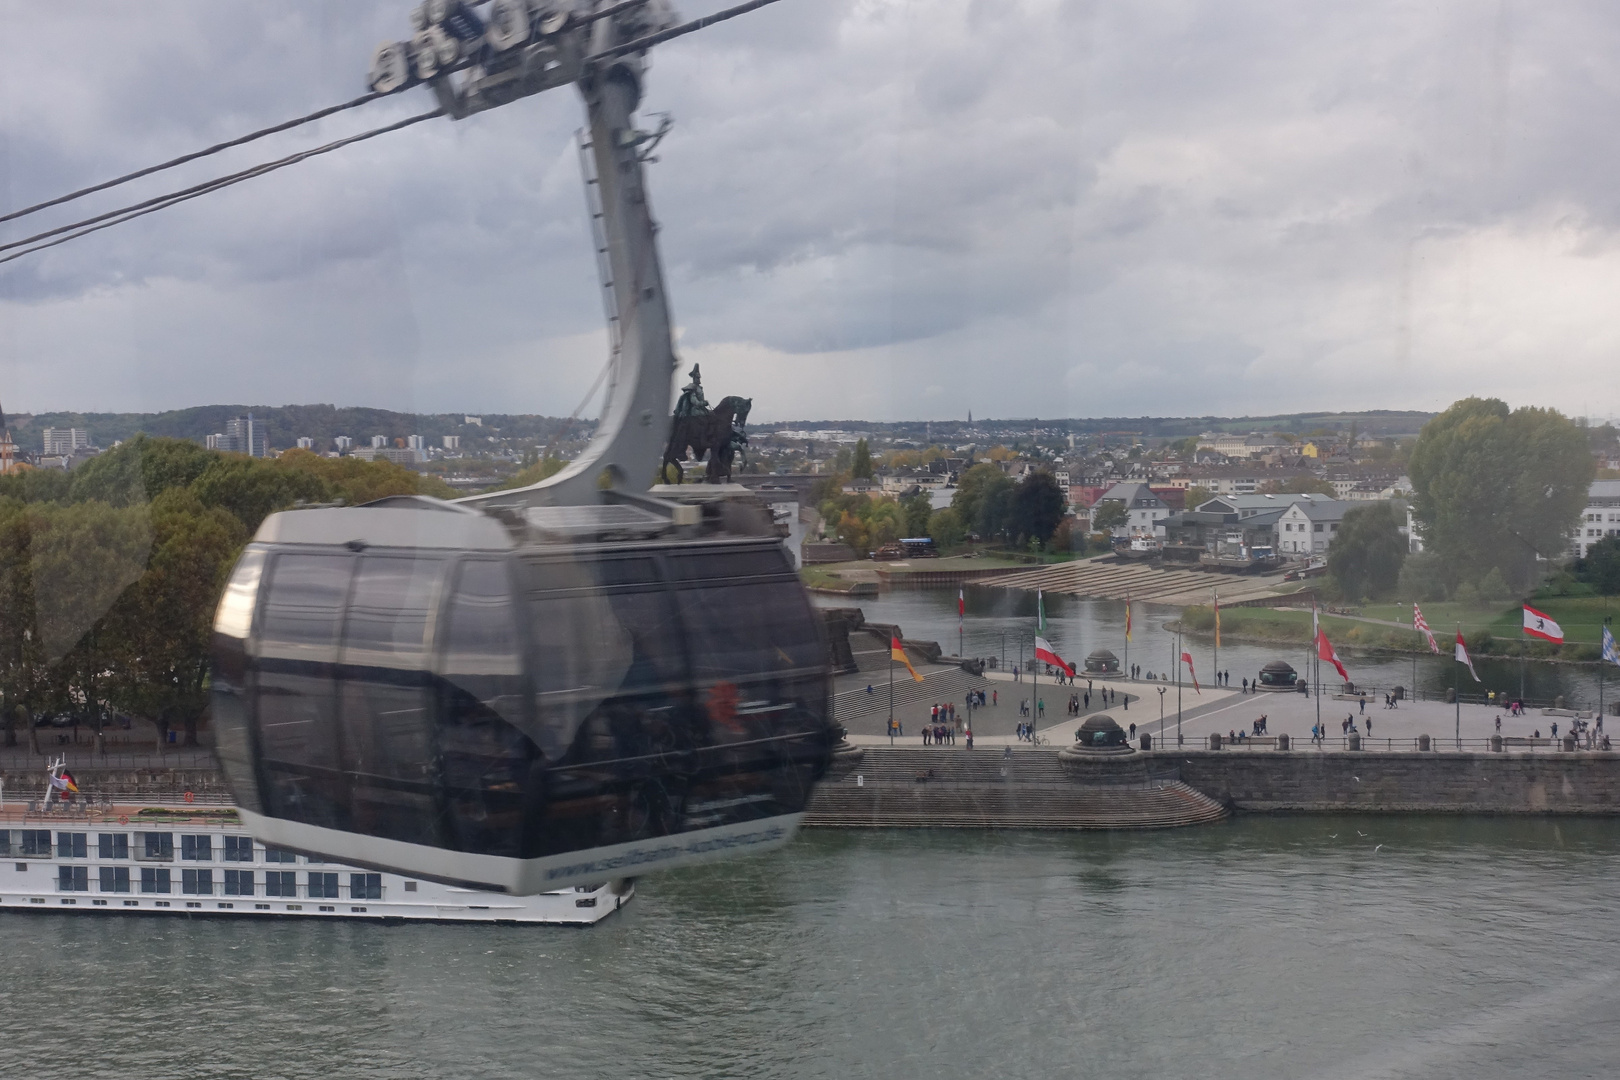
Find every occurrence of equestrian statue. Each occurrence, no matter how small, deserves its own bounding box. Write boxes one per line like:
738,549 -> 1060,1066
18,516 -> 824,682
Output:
661,365 -> 751,483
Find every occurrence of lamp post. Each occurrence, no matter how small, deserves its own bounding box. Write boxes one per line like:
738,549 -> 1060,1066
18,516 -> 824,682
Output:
1158,685 -> 1166,748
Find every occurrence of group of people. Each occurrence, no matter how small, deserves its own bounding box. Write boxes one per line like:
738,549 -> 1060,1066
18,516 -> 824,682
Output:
1014,722 -> 1039,743
1018,698 -> 1045,719
922,722 -> 967,747
1065,685 -> 1122,716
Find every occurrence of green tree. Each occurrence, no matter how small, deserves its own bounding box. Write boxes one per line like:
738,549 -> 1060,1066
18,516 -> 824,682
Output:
851,438 -> 874,480
1408,398 -> 1594,591
1184,485 -> 1216,510
900,491 -> 932,538
1326,502 -> 1407,602
1092,501 -> 1129,533
1012,472 -> 1065,546
928,507 -> 965,548
978,481 -> 1017,542
952,463 -> 1012,530
1396,550 -> 1449,603
1577,536 -> 1620,595
1259,475 -> 1336,496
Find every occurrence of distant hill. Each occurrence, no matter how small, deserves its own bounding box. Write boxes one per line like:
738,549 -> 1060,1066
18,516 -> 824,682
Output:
761,411 -> 1437,440
4,405 -> 596,453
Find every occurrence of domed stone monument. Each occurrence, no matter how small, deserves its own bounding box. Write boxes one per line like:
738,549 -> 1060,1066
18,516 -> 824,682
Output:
1255,659 -> 1299,692
1083,649 -> 1122,678
1059,714 -> 1137,758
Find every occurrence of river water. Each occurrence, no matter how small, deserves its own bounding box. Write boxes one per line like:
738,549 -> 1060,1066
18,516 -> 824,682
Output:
4,820 -> 1618,1079
820,587 -> 1619,709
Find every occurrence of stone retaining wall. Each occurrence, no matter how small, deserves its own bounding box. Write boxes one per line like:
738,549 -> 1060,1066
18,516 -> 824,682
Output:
1166,749 -> 1620,814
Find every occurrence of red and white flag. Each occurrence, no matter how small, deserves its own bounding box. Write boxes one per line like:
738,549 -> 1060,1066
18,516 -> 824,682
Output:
1034,636 -> 1075,677
1180,650 -> 1201,694
958,586 -> 965,620
1412,603 -> 1440,654
1315,628 -> 1349,682
1523,605 -> 1564,644
1455,629 -> 1480,682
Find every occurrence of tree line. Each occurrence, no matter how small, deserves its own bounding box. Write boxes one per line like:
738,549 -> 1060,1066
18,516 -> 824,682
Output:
0,437 -> 447,751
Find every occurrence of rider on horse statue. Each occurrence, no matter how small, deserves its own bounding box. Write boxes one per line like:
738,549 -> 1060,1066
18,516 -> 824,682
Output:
662,364 -> 751,483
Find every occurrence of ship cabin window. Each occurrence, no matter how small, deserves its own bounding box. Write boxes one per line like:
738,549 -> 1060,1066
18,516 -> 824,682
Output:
182,869 -> 214,895
58,866 -> 88,892
223,836 -> 253,862
265,871 -> 297,897
99,867 -> 131,893
56,832 -> 88,859
140,868 -> 171,894
350,873 -> 382,900
98,834 -> 129,860
19,830 -> 52,857
308,872 -> 339,899
403,880 -> 418,892
180,835 -> 213,861
136,832 -> 174,861
224,870 -> 254,896
263,847 -> 298,863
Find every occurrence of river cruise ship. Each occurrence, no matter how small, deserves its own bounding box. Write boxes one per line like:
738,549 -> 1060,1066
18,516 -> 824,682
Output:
0,766 -> 632,925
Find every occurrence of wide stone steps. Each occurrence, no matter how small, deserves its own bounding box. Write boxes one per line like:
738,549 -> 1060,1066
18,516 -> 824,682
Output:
989,559 -> 1287,605
803,747 -> 1229,829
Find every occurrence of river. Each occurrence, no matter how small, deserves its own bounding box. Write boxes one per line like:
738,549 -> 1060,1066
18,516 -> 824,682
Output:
4,820 -> 1618,1078
820,588 -> 1620,709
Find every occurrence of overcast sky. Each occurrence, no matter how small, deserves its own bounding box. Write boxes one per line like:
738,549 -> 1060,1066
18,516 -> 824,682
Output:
3,0 -> 1619,423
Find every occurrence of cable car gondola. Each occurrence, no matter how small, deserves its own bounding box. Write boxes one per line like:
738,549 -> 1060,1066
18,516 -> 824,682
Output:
209,2 -> 840,892
211,494 -> 836,893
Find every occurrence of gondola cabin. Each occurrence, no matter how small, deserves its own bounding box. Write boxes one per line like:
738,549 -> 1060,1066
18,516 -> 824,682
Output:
210,496 -> 835,894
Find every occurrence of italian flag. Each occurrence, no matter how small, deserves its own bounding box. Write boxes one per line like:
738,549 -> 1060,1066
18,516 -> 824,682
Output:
1035,636 -> 1074,677
1522,605 -> 1564,644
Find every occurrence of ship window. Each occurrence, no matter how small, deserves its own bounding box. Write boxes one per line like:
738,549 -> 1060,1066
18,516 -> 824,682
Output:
19,830 -> 52,857
350,873 -> 382,900
265,871 -> 297,897
339,554 -> 446,846
182,869 -> 214,895
256,551 -> 353,830
137,832 -> 174,860
56,832 -> 87,859
98,834 -> 129,860
224,870 -> 255,896
180,835 -> 212,861
404,880 -> 417,892
263,847 -> 297,863
0,832 -> 8,857
99,866 -> 130,893
58,866 -> 89,891
307,872 -> 339,899
140,867 -> 171,894
223,836 -> 254,862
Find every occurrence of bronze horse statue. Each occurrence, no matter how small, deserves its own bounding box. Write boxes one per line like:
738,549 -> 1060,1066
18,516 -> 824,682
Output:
662,394 -> 751,483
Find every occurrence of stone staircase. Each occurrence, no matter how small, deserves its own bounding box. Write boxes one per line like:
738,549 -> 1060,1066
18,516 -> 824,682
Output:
989,558 -> 1290,606
803,747 -> 1229,829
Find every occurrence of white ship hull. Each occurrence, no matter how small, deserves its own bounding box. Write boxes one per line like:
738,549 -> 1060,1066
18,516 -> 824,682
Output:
0,802 -> 632,926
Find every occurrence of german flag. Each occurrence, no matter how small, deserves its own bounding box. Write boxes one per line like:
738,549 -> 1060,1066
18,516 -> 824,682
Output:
890,636 -> 924,683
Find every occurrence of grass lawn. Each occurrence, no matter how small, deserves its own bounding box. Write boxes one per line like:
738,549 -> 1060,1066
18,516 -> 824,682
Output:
1360,596 -> 1620,649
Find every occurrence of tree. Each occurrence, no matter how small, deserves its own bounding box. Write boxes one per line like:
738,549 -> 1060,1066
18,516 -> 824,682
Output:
851,438 -> 874,480
952,463 -> 1012,530
928,507 -> 965,548
977,481 -> 1017,542
1092,501 -> 1129,533
1326,502 -> 1407,602
1011,472 -> 1065,547
1577,536 -> 1620,595
900,492 -> 932,538
1185,485 -> 1216,510
1408,398 -> 1594,592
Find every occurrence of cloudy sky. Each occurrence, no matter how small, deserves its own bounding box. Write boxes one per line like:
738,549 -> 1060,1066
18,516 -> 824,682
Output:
2,0 -> 1619,423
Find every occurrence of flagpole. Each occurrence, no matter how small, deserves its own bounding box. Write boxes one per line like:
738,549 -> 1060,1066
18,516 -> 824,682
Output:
1212,587 -> 1219,691
888,638 -> 895,743
1455,624 -> 1461,750
1176,624 -> 1183,742
1123,593 -> 1131,685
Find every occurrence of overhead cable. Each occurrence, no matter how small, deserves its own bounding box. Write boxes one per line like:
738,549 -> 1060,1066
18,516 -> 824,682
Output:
0,108 -> 443,267
0,91 -> 387,228
589,0 -> 788,62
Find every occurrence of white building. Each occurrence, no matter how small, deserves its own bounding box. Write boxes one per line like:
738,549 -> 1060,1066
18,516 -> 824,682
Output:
42,428 -> 90,455
407,435 -> 425,451
1276,497 -> 1355,555
334,435 -> 354,452
442,435 -> 461,451
1573,480 -> 1620,557
296,437 -> 314,450
371,435 -> 388,449
1097,482 -> 1171,539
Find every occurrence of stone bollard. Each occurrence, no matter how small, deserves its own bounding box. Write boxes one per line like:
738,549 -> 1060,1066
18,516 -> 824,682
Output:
1445,687 -> 1456,704
1277,733 -> 1290,750
1419,734 -> 1431,752
1564,735 -> 1577,752
1209,732 -> 1223,750
1491,734 -> 1502,752
1348,733 -> 1361,751
1556,695 -> 1567,710
1140,734 -> 1152,750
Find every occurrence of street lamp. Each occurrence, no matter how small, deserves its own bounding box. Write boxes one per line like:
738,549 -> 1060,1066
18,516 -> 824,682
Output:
1158,686 -> 1167,748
